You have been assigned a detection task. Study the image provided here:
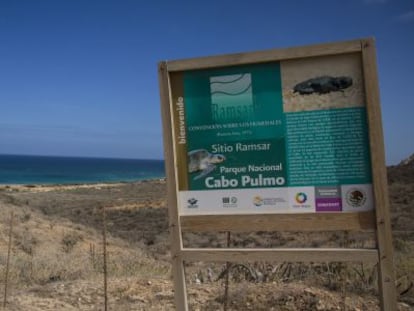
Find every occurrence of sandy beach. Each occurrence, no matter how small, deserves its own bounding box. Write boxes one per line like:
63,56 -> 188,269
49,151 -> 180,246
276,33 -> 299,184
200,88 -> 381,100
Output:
0,173 -> 413,310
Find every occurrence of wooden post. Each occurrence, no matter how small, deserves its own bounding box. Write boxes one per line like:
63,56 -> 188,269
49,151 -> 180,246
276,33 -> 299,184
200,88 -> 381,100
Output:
3,211 -> 14,309
361,38 -> 397,310
158,61 -> 188,310
223,232 -> 231,311
102,206 -> 108,311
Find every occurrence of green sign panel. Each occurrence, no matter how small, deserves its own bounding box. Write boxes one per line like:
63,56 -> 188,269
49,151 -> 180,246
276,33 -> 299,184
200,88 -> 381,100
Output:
171,53 -> 374,215
184,63 -> 286,191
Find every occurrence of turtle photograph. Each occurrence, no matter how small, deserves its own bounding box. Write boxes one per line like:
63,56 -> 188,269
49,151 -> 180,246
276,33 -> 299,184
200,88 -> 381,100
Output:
281,53 -> 365,112
188,149 -> 226,180
293,75 -> 353,95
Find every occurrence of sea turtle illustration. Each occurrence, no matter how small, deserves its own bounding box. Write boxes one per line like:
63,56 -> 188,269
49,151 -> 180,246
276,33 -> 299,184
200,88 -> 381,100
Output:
188,149 -> 226,180
293,76 -> 353,95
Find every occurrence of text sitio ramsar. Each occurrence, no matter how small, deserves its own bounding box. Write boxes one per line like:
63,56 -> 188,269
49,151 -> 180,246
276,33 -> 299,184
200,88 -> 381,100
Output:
188,120 -> 281,131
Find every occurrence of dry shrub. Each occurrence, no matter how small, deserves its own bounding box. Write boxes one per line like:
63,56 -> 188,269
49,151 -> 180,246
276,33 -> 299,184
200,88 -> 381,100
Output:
61,231 -> 84,253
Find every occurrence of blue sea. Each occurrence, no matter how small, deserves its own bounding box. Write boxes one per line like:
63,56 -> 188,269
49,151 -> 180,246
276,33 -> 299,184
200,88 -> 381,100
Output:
0,154 -> 165,185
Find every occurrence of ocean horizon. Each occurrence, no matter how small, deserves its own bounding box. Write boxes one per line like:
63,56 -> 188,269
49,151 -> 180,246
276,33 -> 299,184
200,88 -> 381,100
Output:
0,154 -> 165,185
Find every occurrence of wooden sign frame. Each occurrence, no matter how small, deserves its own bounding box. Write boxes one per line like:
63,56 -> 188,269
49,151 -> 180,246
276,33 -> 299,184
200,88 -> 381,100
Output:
158,38 -> 396,310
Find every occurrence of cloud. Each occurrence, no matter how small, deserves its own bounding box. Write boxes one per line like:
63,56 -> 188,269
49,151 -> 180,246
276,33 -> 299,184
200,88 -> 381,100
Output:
397,10 -> 414,22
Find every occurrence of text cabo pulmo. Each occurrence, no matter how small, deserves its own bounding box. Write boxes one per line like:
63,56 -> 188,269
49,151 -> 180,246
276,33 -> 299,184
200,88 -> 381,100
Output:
205,174 -> 285,188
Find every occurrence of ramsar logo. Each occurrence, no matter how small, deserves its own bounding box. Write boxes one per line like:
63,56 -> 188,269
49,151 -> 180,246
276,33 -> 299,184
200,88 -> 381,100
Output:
210,73 -> 253,122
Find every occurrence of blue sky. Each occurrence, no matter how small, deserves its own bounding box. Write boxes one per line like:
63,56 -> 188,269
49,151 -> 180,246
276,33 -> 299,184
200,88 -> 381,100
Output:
0,0 -> 413,164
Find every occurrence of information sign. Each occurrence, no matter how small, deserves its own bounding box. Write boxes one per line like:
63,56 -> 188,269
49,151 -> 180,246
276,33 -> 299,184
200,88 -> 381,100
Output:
170,54 -> 373,215
158,38 -> 396,311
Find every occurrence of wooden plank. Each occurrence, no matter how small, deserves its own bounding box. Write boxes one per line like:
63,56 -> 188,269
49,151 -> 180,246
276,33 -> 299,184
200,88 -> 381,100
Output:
169,72 -> 189,191
361,38 -> 397,310
158,62 -> 188,311
166,39 -> 363,72
181,248 -> 379,263
180,211 -> 376,232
